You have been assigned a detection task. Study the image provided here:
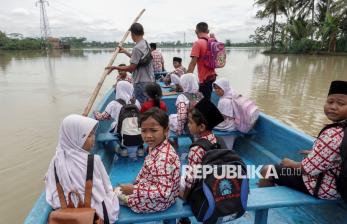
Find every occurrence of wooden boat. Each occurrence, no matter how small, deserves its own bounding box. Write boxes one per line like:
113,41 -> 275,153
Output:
24,85 -> 347,224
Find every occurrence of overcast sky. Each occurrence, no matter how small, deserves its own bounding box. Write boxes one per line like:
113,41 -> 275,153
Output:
0,0 -> 267,43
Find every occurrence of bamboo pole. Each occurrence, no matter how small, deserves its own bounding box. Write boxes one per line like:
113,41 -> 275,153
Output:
82,9 -> 146,116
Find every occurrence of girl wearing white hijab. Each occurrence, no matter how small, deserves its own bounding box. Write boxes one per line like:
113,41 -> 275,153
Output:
94,80 -> 142,159
45,114 -> 119,223
213,78 -> 237,131
169,73 -> 203,135
213,78 -> 238,149
94,81 -> 141,131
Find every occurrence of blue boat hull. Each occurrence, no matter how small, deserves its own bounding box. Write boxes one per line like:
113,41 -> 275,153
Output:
24,88 -> 347,224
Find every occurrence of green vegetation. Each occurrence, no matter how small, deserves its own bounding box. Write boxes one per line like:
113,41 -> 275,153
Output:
0,31 -> 42,50
251,0 -> 347,53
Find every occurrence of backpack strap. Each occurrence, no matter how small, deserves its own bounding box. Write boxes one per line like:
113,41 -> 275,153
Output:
190,138 -> 220,152
84,154 -> 94,208
54,164 -> 68,209
116,99 -> 126,106
102,201 -> 110,224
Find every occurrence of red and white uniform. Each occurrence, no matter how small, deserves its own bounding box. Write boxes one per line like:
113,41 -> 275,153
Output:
128,139 -> 181,213
184,132 -> 217,190
301,126 -> 343,199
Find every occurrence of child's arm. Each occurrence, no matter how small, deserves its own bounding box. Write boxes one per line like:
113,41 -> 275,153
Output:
281,158 -> 301,169
94,111 -> 111,120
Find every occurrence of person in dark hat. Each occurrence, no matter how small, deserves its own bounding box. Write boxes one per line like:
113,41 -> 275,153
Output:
258,80 -> 347,201
178,98 -> 224,224
163,57 -> 187,87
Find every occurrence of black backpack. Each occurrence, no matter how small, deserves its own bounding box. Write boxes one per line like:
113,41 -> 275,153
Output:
187,138 -> 249,224
114,99 -> 143,147
314,121 -> 347,202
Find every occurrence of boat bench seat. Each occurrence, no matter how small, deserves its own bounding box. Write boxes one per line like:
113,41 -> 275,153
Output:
169,129 -> 257,139
115,186 -> 341,224
96,132 -> 119,143
96,129 -> 256,145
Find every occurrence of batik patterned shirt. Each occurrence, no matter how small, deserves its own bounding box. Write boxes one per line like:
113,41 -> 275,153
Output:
151,50 -> 164,73
128,139 -> 181,213
184,132 -> 217,190
301,126 -> 343,199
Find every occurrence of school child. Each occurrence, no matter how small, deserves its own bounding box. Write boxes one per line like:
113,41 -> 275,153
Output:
213,78 -> 237,131
140,82 -> 168,113
179,98 -> 224,224
115,107 -> 181,213
259,80 -> 347,200
163,57 -> 187,86
45,114 -> 119,223
94,81 -> 143,159
213,78 -> 238,149
114,63 -> 133,87
169,73 -> 204,136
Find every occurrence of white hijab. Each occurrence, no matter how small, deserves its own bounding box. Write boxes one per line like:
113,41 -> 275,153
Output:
45,114 -> 119,222
213,78 -> 237,117
180,73 -> 199,93
115,80 -> 134,103
170,73 -> 181,86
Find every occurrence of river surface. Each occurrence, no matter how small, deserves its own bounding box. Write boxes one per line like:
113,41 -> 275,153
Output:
0,48 -> 346,223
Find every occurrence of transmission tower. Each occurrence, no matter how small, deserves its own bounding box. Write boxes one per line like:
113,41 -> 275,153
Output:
36,0 -> 51,43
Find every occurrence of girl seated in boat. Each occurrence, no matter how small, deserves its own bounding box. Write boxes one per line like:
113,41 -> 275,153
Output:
213,78 -> 238,148
179,98 -> 224,224
140,82 -> 168,113
94,81 -> 143,160
115,107 -> 181,213
45,114 -> 119,223
259,80 -> 347,200
169,73 -> 204,137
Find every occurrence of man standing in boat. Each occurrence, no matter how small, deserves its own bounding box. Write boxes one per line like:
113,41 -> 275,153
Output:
106,23 -> 154,103
187,22 -> 217,100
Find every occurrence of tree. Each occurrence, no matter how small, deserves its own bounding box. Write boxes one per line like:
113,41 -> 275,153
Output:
225,39 -> 231,47
294,0 -> 316,39
255,0 -> 288,50
288,16 -> 314,41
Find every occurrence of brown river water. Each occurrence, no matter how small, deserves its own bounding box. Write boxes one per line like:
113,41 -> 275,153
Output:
0,48 -> 346,223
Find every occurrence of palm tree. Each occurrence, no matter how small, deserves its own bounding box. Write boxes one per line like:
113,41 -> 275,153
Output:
288,16 -> 314,41
255,0 -> 288,50
294,0 -> 316,40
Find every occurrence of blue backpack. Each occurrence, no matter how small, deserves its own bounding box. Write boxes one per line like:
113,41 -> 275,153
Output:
187,138 -> 249,223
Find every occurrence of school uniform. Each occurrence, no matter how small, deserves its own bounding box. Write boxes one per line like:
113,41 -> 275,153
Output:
272,80 -> 347,199
128,139 -> 181,213
184,132 -> 217,190
273,125 -> 343,199
98,81 -> 141,132
169,74 -> 201,135
45,115 -> 119,223
182,98 -> 224,192
213,78 -> 237,132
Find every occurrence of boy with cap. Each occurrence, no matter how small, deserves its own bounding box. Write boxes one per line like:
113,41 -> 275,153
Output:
178,98 -> 224,224
259,80 -> 347,200
180,99 -> 223,189
163,57 -> 187,86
